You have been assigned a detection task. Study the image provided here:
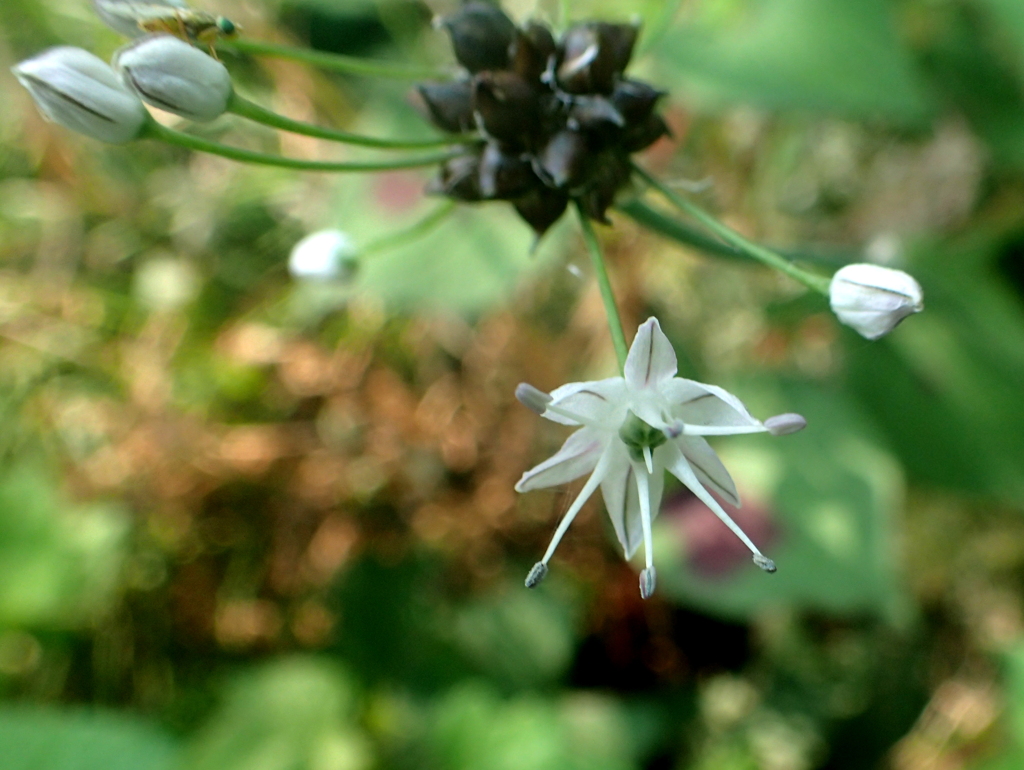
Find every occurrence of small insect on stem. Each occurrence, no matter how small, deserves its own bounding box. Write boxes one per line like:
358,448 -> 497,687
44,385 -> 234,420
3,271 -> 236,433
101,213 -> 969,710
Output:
93,1 -> 240,59
138,11 -> 240,58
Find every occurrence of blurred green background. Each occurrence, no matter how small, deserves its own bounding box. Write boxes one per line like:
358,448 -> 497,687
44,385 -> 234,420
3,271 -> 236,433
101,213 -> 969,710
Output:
2,0 -> 1024,768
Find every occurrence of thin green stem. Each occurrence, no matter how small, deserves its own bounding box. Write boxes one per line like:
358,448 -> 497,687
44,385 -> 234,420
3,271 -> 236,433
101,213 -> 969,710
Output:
631,163 -> 831,295
362,200 -> 457,257
576,202 -> 628,373
228,94 -> 474,150
617,199 -> 852,268
616,199 -> 746,261
142,120 -> 458,173
218,38 -> 448,80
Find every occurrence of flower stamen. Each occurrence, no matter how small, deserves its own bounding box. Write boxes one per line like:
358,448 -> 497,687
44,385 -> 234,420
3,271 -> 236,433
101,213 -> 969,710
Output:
634,466 -> 656,597
525,449 -> 612,586
672,452 -> 776,569
515,382 -> 596,425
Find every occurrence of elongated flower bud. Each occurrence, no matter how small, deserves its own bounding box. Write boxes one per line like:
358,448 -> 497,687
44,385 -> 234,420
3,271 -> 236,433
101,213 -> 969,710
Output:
829,263 -> 924,340
13,47 -> 148,144
114,35 -> 233,122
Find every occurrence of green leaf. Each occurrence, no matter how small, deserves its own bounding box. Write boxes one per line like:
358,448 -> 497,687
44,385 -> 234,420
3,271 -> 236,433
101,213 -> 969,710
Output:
976,0 -> 1024,83
656,381 -> 907,619
184,657 -> 372,770
0,463 -> 128,628
653,0 -> 932,123
0,708 -> 178,770
449,584 -> 576,689
919,8 -> 1024,170
845,232 -> 1024,504
430,684 -> 637,770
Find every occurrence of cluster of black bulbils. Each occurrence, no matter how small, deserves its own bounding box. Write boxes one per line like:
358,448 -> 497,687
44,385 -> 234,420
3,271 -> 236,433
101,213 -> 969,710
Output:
414,2 -> 668,238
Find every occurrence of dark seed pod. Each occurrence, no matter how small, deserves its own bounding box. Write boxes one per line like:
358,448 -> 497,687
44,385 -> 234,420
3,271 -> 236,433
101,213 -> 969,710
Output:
514,185 -> 569,237
439,1 -> 517,74
577,151 -> 631,222
620,112 -> 670,153
472,71 -> 540,147
557,21 -> 639,94
478,142 -> 538,198
536,129 -> 589,188
510,21 -> 556,84
426,152 -> 484,201
594,23 -> 639,80
611,79 -> 665,125
556,24 -> 600,94
567,95 -> 625,132
416,80 -> 475,133
419,4 -> 664,229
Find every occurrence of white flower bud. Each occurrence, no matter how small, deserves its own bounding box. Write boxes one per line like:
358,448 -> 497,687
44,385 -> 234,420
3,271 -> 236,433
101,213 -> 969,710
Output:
114,35 -> 233,122
288,229 -> 359,282
829,263 -> 924,340
12,47 -> 148,144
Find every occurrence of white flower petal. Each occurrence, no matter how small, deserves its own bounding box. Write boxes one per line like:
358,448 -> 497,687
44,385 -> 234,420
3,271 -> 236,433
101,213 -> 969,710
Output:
676,435 -> 739,507
662,379 -> 764,432
624,317 -> 677,391
515,427 -> 607,492
545,377 -> 627,426
600,443 -> 664,559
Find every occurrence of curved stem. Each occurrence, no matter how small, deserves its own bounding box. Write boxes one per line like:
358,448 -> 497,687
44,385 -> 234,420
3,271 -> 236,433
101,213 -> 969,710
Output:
218,38 -> 448,80
575,203 -> 629,373
362,200 -> 457,257
142,120 -> 457,173
617,198 -> 850,269
228,93 -> 474,150
631,163 -> 831,295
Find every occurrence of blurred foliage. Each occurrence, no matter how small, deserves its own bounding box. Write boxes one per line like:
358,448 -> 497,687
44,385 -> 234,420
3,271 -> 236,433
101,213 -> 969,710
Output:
2,1 -> 1024,770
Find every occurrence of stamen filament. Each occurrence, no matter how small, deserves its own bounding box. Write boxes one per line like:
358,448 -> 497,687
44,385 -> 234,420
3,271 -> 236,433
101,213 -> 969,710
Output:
634,464 -> 656,573
674,454 -> 769,562
543,400 -> 597,426
642,445 -> 654,474
541,450 -> 611,564
682,424 -> 767,436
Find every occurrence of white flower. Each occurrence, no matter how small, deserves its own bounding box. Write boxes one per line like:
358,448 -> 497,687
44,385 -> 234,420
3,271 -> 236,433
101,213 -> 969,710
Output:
516,317 -> 803,598
288,229 -> 359,282
12,47 -> 148,144
829,263 -> 923,340
114,35 -> 233,122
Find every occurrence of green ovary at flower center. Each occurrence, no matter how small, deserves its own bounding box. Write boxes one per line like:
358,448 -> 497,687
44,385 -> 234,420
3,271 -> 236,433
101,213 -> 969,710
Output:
618,411 -> 667,463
